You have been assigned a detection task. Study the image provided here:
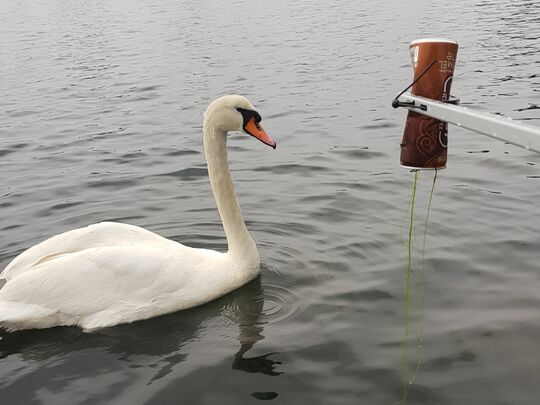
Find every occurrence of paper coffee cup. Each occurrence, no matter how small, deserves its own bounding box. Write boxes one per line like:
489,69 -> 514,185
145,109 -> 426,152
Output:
400,38 -> 458,169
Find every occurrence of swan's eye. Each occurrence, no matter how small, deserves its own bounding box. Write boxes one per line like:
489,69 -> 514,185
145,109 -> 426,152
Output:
236,108 -> 262,124
253,110 -> 262,124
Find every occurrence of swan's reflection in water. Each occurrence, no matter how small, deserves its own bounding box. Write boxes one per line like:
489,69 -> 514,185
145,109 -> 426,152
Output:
226,274 -> 283,377
233,347 -> 282,377
0,273 -> 282,403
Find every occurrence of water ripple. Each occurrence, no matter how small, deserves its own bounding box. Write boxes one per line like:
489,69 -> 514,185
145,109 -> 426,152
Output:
221,266 -> 305,327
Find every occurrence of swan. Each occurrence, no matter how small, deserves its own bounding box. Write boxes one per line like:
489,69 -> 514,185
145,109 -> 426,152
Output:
0,95 -> 276,332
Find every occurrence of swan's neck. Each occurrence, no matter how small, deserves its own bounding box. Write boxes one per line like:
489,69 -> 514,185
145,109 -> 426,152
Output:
203,123 -> 259,264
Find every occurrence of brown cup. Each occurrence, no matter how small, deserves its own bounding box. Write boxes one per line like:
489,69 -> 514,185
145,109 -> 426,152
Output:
400,38 -> 458,169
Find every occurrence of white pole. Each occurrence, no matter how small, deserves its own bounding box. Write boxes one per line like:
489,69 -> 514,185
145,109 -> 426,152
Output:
396,93 -> 540,154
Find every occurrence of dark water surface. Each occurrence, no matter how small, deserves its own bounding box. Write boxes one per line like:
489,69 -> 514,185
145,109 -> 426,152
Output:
1,0 -> 539,404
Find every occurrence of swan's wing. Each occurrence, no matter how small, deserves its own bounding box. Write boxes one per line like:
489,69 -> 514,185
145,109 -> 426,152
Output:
1,222 -> 177,281
0,245 -> 224,331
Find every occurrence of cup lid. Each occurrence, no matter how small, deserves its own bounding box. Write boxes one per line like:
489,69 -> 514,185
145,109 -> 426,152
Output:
410,38 -> 458,45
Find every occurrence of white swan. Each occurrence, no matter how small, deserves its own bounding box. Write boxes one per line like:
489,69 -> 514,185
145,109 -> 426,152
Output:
0,95 -> 276,332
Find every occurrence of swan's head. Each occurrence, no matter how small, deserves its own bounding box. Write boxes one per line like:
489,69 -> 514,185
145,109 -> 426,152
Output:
204,95 -> 276,149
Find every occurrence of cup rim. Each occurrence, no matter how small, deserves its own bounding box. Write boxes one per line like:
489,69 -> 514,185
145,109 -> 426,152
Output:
400,165 -> 447,171
410,38 -> 458,46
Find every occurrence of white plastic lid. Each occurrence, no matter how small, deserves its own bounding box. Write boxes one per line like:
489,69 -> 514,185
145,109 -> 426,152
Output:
410,38 -> 458,45
400,165 -> 447,171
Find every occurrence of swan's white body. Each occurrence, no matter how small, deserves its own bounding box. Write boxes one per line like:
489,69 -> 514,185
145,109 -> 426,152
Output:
0,95 -> 275,332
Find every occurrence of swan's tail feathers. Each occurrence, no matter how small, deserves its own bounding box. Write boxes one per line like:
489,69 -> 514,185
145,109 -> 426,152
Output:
0,301 -> 63,332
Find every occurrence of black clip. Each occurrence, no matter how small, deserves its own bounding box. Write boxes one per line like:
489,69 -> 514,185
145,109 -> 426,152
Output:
392,99 -> 427,111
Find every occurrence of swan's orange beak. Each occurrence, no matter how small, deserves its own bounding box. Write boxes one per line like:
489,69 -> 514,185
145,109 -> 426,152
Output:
244,117 -> 276,149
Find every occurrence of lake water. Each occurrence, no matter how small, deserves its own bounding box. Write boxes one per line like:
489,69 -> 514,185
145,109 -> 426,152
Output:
1,0 -> 539,404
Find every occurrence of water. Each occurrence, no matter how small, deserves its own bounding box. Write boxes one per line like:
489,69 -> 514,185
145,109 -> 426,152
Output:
1,0 -> 539,403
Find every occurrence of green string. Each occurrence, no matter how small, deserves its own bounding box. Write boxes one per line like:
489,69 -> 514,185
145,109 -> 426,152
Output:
409,169 -> 438,390
402,170 -> 419,403
400,183 -> 414,247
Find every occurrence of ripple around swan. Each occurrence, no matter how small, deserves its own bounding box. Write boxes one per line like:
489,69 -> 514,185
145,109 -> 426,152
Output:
259,282 -> 305,324
220,266 -> 305,327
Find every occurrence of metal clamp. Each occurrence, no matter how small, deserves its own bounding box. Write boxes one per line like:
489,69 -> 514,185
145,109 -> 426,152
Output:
392,95 -> 459,110
391,99 -> 427,111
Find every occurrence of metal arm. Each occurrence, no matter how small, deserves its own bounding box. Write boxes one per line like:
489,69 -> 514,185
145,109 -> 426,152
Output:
394,93 -> 540,154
